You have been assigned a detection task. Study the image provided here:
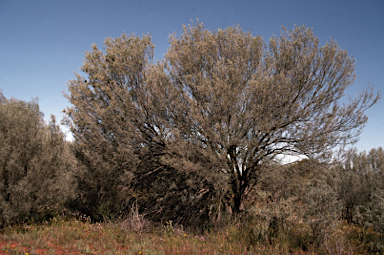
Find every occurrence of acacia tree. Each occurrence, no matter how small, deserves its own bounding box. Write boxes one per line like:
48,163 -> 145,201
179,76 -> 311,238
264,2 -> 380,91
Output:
63,34 -> 161,220
65,22 -> 379,220
64,33 -> 223,223
162,23 -> 379,214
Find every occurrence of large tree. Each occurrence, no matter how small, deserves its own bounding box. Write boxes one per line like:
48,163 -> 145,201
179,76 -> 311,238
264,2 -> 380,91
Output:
65,22 -> 379,219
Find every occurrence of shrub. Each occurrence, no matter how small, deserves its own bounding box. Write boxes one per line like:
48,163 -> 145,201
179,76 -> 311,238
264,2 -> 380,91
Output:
0,92 -> 77,226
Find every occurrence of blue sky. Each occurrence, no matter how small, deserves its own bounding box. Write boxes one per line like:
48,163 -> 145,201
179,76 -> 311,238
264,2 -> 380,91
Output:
0,0 -> 383,152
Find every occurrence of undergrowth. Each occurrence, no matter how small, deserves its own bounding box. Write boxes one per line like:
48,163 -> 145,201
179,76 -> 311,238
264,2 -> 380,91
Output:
0,214 -> 383,255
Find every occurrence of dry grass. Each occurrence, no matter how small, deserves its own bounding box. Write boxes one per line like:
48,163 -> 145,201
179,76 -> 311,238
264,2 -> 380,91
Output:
0,217 -> 291,255
0,216 -> 381,255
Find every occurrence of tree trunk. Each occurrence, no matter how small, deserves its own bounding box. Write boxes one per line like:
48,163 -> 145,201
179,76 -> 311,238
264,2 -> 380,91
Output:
233,193 -> 245,214
230,174 -> 247,218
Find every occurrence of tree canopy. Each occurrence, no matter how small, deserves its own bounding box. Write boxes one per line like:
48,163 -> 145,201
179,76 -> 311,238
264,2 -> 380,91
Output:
65,22 -> 379,219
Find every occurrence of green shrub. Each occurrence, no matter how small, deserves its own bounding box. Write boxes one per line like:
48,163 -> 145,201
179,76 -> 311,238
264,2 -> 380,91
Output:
0,92 -> 77,226
336,148 -> 384,252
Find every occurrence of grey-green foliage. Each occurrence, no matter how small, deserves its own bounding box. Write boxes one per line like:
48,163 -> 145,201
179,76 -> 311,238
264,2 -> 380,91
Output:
63,32 -> 227,225
163,23 -> 379,216
62,33 -> 155,221
301,178 -> 341,248
338,148 -> 384,234
289,160 -> 340,238
245,159 -> 342,249
242,152 -> 384,251
64,22 -> 379,224
0,92 -> 77,226
131,147 -> 225,226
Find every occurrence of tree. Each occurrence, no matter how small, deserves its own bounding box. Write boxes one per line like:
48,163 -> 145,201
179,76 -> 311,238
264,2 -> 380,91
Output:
162,23 -> 379,215
65,22 -> 379,221
0,92 -> 77,226
64,33 -> 226,224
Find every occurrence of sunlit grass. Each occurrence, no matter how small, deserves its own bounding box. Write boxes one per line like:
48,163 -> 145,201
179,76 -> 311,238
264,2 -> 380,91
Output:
0,215 -> 382,254
0,216 -> 285,254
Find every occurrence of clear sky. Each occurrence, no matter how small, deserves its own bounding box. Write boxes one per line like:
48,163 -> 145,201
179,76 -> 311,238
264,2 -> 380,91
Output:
1,0 -> 383,152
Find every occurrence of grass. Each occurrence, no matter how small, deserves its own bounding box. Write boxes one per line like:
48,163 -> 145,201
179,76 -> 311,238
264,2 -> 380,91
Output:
0,216 -> 382,254
0,216 -> 298,255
